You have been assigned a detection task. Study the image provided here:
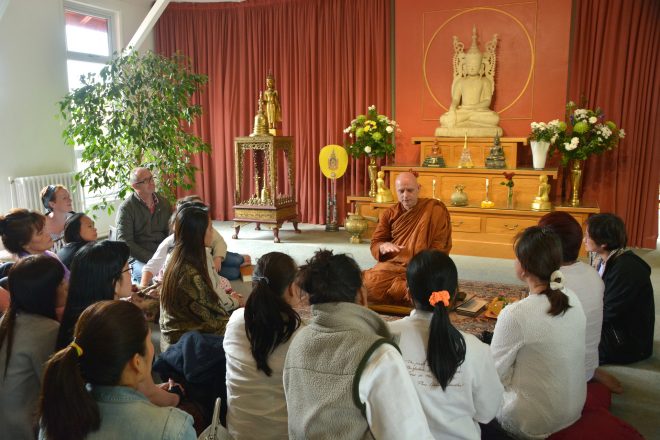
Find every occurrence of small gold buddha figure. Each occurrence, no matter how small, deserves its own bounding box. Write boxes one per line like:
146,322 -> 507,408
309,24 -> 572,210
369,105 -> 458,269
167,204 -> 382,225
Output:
375,171 -> 394,203
423,140 -> 446,167
263,73 -> 282,135
531,175 -> 552,211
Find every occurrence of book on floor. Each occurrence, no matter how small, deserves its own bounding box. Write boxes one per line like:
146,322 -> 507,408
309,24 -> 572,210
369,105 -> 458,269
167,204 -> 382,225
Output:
455,296 -> 489,317
240,265 -> 254,282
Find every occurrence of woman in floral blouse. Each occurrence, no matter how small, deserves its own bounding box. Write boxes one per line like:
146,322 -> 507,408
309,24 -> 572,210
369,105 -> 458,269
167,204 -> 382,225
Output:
159,204 -> 243,351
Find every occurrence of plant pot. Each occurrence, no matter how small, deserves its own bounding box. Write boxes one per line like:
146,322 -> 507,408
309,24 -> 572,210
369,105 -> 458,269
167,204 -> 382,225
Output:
530,140 -> 550,170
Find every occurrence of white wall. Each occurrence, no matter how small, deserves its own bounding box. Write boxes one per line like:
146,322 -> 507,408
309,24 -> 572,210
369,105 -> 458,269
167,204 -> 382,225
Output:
0,0 -> 154,234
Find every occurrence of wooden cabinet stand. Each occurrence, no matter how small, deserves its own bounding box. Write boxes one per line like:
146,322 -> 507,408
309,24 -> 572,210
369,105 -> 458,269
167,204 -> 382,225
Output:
233,135 -> 300,242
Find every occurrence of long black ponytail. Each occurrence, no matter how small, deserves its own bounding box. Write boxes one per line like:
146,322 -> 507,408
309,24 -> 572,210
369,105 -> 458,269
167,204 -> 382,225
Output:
406,250 -> 465,390
244,252 -> 300,376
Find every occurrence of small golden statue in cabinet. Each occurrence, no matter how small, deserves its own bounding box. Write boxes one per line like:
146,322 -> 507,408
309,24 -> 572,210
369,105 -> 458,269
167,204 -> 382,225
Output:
375,171 -> 394,203
531,175 -> 552,211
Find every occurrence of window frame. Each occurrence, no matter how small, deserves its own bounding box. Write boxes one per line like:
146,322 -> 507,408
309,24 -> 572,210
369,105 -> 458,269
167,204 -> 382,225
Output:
64,2 -> 116,67
64,2 -> 119,205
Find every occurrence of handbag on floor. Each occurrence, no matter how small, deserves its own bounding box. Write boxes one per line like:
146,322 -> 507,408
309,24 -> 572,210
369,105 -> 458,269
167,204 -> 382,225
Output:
198,398 -> 231,440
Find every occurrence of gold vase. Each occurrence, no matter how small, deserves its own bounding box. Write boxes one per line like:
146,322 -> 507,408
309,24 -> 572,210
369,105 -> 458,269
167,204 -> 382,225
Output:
367,156 -> 378,198
569,159 -> 584,207
345,214 -> 368,244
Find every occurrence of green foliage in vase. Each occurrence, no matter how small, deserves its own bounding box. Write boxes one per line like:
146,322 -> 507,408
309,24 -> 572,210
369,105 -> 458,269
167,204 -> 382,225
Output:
343,105 -> 398,159
549,100 -> 625,166
59,50 -> 210,213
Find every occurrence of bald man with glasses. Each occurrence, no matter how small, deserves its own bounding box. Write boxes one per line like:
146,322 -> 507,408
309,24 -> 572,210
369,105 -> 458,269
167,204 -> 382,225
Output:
116,167 -> 172,283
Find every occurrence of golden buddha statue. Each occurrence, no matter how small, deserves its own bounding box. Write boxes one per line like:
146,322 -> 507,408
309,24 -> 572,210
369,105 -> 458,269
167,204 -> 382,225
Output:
531,175 -> 552,211
263,73 -> 282,135
422,140 -> 446,167
436,26 -> 503,138
375,171 -> 394,203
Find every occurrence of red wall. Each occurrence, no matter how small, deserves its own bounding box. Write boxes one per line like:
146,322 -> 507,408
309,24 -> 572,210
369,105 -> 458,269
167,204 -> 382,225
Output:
394,0 -> 573,165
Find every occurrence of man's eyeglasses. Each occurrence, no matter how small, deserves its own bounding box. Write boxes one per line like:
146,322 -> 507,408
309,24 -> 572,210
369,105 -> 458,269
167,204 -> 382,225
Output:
135,176 -> 155,185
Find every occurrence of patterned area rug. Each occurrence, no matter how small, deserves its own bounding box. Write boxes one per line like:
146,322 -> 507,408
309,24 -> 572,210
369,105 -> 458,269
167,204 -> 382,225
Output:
294,280 -> 527,336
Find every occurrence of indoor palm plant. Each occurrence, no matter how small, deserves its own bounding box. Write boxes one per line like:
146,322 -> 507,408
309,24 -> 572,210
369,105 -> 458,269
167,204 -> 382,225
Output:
59,50 -> 210,212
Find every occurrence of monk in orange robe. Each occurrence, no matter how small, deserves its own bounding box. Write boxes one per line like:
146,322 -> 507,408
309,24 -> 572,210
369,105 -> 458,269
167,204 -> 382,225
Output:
364,172 -> 452,305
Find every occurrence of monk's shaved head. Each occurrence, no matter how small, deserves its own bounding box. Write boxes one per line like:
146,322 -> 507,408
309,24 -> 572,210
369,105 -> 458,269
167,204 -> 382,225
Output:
395,172 -> 418,187
395,172 -> 421,211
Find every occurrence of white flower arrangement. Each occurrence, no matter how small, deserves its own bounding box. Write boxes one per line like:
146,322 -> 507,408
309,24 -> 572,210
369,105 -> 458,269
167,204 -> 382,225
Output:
529,119 -> 564,143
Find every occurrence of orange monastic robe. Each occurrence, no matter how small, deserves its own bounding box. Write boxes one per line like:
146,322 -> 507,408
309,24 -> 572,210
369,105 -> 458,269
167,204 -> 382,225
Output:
364,198 -> 452,305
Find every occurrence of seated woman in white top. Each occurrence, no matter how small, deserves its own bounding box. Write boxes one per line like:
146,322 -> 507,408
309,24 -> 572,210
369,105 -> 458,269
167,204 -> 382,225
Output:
141,195 -> 249,287
389,250 -> 503,439
538,212 -> 605,382
0,255 -> 67,440
491,226 -> 587,439
224,251 -> 301,440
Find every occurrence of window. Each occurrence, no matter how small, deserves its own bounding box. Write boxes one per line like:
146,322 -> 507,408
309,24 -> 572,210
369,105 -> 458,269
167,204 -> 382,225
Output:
64,3 -> 117,203
64,5 -> 114,91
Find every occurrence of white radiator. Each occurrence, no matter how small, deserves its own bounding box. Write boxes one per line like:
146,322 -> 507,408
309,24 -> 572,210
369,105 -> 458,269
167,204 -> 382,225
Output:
8,172 -> 85,213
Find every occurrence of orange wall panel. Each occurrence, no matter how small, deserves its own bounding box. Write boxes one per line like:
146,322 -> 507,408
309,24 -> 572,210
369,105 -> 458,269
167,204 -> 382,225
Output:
394,0 -> 572,165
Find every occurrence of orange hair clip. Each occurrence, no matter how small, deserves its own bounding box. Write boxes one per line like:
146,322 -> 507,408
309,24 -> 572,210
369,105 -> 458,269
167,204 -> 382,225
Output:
429,290 -> 450,308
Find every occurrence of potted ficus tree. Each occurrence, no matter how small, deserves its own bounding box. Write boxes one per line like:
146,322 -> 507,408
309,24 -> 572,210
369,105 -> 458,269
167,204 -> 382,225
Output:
59,50 -> 210,213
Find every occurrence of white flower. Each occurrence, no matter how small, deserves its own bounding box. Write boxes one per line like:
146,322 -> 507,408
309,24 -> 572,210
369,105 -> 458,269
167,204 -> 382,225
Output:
548,119 -> 560,127
599,125 -> 612,139
349,133 -> 353,138
343,127 -> 350,134
551,134 -> 558,143
531,122 -> 539,130
368,105 -> 376,111
574,109 -> 588,120
565,137 -> 579,151
385,125 -> 394,133
364,146 -> 372,154
619,129 -> 625,139
589,116 -> 597,124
